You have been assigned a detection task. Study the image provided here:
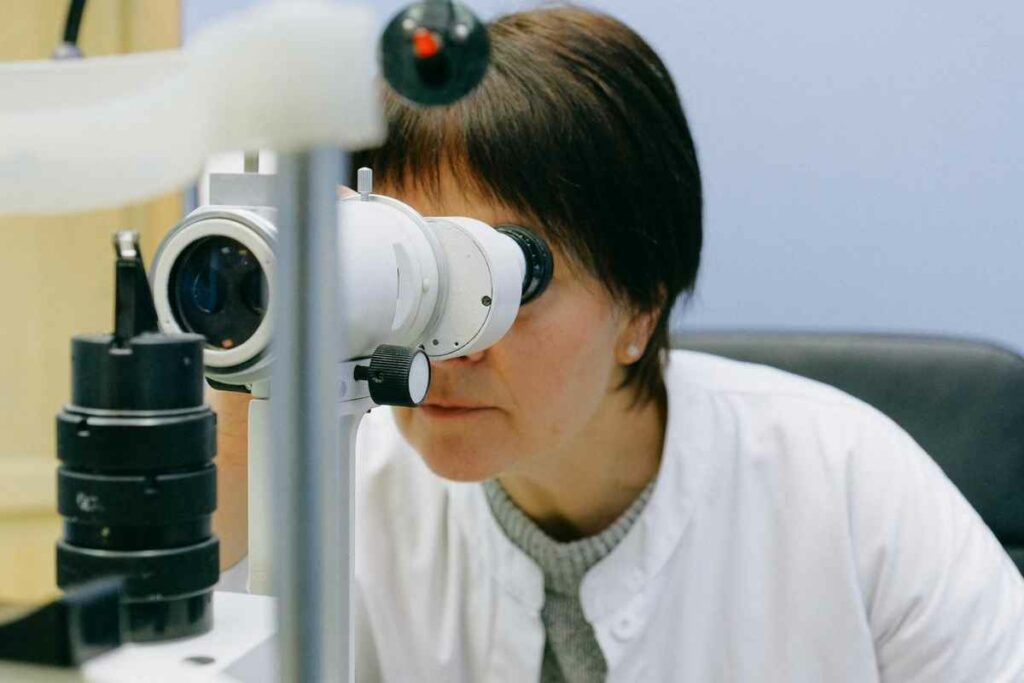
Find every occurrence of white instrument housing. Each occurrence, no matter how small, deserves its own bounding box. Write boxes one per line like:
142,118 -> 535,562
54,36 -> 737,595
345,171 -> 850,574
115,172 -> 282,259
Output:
151,205 -> 278,387
149,174 -> 527,390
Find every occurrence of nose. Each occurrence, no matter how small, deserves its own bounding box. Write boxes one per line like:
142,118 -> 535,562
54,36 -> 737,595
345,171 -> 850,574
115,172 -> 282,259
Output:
429,349 -> 486,378
426,350 -> 484,396
443,349 -> 486,365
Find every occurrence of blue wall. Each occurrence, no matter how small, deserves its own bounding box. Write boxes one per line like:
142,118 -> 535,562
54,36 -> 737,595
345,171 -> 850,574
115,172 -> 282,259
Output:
185,0 -> 1024,351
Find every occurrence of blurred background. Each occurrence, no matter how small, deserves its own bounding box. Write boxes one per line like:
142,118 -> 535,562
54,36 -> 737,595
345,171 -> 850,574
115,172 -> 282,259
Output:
0,0 -> 181,606
189,0 -> 1024,345
1,0 -> 1020,602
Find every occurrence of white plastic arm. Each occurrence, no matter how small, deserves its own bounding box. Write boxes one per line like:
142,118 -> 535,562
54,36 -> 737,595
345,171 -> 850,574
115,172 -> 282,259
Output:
0,1 -> 385,215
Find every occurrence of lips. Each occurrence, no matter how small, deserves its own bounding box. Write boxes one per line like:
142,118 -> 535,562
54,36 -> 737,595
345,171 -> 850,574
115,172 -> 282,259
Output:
418,403 -> 492,418
423,401 -> 485,409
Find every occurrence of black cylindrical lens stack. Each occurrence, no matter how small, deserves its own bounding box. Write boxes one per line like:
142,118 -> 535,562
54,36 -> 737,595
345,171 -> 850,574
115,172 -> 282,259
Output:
55,232 -> 219,642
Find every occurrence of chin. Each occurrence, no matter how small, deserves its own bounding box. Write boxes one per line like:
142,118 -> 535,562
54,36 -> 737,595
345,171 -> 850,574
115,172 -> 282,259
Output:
418,447 -> 505,482
394,409 -> 514,482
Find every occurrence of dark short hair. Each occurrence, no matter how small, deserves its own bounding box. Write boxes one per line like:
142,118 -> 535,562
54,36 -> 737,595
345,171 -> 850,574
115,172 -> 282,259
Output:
352,6 -> 702,405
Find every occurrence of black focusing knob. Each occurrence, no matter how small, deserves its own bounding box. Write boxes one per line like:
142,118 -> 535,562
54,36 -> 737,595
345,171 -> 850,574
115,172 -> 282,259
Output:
354,345 -> 432,407
380,1 -> 490,107
496,225 -> 554,305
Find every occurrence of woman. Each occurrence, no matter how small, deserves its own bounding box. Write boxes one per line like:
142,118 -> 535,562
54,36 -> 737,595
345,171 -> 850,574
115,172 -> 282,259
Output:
213,7 -> 1024,681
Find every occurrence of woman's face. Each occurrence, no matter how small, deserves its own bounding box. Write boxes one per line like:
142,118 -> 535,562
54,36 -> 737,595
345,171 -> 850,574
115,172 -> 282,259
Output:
385,173 -> 639,482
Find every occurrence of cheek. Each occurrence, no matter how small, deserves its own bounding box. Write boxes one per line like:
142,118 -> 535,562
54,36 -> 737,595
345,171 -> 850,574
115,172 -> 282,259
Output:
496,291 -> 619,440
389,283 -> 622,480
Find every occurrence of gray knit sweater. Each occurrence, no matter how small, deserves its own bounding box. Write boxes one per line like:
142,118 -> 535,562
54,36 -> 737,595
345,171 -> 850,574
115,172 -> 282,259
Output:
482,479 -> 655,683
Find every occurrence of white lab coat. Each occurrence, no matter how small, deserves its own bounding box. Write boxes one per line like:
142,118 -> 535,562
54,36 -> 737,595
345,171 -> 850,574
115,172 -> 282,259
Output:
352,350 -> 1024,682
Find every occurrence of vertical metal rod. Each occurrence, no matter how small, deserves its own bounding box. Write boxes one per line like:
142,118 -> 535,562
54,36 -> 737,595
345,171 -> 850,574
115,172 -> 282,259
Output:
334,410 -> 362,682
270,148 -> 346,682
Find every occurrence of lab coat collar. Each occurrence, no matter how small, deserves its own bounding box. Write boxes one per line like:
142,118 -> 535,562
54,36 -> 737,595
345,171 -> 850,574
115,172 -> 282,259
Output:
449,480 -> 546,613
579,370 -> 723,623
447,356 -> 724,625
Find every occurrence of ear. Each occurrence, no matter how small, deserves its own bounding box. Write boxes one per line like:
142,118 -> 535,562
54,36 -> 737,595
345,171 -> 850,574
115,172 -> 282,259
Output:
615,306 -> 661,366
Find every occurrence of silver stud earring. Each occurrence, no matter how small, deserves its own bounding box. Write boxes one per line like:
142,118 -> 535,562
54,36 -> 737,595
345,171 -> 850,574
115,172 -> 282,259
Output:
626,343 -> 641,360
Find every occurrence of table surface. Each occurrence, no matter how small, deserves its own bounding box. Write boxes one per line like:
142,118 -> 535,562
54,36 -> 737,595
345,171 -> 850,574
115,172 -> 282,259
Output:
0,591 -> 278,682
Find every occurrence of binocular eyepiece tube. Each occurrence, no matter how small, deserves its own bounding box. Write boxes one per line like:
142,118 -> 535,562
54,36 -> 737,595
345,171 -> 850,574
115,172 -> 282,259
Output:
149,176 -> 554,390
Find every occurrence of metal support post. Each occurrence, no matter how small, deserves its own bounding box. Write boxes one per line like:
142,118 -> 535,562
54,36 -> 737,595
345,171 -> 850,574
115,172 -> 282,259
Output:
270,148 -> 349,682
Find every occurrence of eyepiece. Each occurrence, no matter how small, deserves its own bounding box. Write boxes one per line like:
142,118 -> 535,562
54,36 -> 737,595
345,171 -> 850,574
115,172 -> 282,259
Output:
496,225 -> 553,305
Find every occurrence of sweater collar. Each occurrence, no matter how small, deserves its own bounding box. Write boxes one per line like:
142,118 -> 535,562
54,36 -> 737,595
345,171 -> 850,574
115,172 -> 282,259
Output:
481,477 -> 656,596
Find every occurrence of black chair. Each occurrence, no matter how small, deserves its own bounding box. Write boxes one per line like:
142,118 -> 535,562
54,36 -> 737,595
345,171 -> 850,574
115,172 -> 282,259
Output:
671,331 -> 1024,575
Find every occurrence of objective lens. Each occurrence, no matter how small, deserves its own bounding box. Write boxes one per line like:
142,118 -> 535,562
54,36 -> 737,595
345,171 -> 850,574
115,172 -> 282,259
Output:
190,267 -> 226,315
241,268 -> 267,316
169,237 -> 268,349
